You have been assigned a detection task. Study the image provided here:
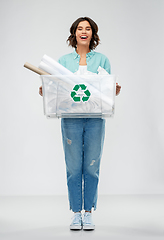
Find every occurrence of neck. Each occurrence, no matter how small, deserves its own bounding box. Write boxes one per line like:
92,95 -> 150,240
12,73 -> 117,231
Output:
76,45 -> 90,57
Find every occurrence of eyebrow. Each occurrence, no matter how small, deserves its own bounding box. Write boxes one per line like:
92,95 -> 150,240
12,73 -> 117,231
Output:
77,26 -> 91,28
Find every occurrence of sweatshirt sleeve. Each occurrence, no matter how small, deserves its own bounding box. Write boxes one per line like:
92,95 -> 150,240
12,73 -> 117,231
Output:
103,57 -> 111,74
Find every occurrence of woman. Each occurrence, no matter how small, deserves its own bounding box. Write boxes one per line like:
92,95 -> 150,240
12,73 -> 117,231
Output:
39,17 -> 121,230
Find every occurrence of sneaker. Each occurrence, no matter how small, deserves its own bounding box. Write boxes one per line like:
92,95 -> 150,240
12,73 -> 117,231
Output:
70,212 -> 82,230
83,212 -> 95,230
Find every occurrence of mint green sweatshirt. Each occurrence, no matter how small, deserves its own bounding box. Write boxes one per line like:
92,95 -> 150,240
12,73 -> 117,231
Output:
58,49 -> 111,74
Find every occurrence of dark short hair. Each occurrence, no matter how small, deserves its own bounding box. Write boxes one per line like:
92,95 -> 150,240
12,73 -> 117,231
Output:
67,17 -> 100,50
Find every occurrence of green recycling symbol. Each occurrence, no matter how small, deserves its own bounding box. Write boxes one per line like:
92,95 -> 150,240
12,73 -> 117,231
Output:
71,84 -> 91,102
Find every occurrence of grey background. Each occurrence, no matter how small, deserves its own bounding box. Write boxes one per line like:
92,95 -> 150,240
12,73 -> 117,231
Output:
0,0 -> 164,196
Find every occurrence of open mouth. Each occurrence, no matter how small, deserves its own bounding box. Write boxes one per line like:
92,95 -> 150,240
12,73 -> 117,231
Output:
80,36 -> 88,40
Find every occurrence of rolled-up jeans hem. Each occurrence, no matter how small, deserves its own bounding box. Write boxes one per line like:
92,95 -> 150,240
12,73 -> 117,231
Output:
69,206 -> 82,212
84,205 -> 97,212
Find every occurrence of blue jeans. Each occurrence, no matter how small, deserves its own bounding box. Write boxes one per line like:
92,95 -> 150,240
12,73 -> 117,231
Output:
61,118 -> 105,212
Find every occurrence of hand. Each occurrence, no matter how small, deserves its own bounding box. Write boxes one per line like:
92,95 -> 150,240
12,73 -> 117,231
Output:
116,83 -> 121,96
39,86 -> 43,96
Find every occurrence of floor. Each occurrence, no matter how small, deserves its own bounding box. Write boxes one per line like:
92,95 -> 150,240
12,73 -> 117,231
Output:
0,195 -> 164,240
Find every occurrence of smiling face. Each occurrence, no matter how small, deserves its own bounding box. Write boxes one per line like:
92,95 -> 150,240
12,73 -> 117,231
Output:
75,20 -> 92,48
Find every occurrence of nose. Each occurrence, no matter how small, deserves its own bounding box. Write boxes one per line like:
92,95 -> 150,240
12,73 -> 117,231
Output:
82,28 -> 86,34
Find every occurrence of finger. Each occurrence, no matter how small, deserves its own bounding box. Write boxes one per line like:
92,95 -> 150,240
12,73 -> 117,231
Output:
116,88 -> 121,95
39,89 -> 43,96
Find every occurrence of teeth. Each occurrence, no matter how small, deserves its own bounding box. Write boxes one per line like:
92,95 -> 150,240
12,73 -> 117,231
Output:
81,36 -> 87,39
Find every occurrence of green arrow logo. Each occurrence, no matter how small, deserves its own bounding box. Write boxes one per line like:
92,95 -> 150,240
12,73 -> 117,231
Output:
71,84 -> 91,102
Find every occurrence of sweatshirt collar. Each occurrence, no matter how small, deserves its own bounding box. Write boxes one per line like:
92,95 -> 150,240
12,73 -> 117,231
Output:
73,48 -> 95,59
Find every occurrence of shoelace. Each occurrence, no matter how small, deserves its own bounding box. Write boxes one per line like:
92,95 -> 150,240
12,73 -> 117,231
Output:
83,212 -> 92,224
71,213 -> 82,224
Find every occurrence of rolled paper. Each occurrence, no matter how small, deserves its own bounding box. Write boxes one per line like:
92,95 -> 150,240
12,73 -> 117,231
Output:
41,54 -> 74,75
24,62 -> 50,75
39,61 -> 59,75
